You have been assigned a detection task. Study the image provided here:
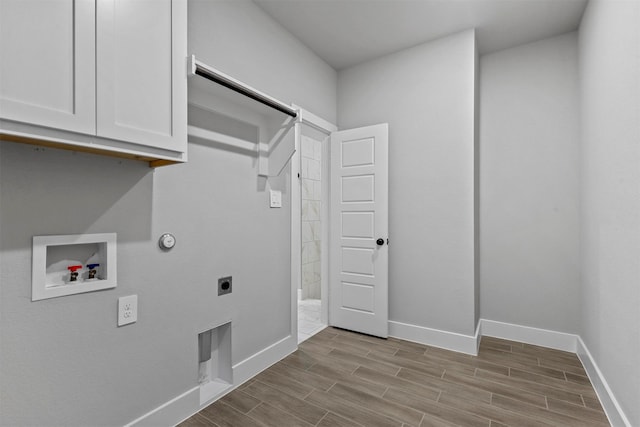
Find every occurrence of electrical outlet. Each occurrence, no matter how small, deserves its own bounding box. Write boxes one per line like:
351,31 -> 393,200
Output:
118,295 -> 138,326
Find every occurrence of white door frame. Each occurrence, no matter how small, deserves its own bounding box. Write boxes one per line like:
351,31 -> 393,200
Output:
290,105 -> 337,343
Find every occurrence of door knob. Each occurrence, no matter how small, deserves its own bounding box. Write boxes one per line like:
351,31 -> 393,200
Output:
376,238 -> 384,246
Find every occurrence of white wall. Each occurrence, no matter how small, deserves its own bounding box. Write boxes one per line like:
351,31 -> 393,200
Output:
480,33 -> 581,333
0,1 -> 337,425
189,0 -> 336,125
579,0 -> 640,424
338,30 -> 477,336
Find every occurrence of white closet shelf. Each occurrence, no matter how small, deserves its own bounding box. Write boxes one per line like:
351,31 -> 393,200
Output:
187,56 -> 300,177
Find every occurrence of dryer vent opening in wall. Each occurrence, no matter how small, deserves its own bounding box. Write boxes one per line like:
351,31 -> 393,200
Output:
197,322 -> 232,405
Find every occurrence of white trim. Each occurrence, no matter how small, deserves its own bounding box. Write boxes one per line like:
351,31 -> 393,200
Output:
232,335 -> 297,386
295,106 -> 338,134
388,320 -> 480,355
478,319 -> 630,426
127,334 -> 296,427
289,106 -> 336,344
125,386 -> 199,427
290,122 -> 301,342
479,319 -> 578,352
577,337 -> 632,427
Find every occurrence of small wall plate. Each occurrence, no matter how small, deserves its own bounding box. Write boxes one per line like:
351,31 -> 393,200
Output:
218,276 -> 232,296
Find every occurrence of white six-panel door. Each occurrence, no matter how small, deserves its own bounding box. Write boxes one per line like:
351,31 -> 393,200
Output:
330,123 -> 388,338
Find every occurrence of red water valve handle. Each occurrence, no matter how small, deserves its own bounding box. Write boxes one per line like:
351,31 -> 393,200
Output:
67,265 -> 83,272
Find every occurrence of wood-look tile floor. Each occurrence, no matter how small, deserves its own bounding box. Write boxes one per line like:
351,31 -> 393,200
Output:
178,327 -> 610,427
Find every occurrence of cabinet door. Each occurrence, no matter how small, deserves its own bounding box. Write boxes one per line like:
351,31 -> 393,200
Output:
0,0 -> 96,134
96,0 -> 187,153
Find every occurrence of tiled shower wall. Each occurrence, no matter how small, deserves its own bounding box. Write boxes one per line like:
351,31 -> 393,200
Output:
301,135 -> 322,300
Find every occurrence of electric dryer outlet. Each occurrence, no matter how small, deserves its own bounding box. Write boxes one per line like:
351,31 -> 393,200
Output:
218,277 -> 232,296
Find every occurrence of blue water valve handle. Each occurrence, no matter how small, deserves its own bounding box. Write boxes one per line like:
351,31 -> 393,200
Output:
87,263 -> 100,280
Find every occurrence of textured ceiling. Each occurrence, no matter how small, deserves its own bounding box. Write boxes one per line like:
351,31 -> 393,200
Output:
253,0 -> 588,70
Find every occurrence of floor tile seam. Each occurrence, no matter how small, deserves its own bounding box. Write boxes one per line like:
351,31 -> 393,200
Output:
220,391 -> 261,414
444,371 -> 554,410
328,346 -> 401,370
565,373 -> 593,386
313,411 -> 329,427
215,401 -> 267,426
491,395 -> 607,427
528,405 -> 610,427
475,374 -> 586,406
254,372 -> 317,399
247,400 -> 320,427
325,410 -> 367,427
482,400 -> 558,427
196,407 -> 220,426
329,382 -> 426,426
508,365 -> 575,381
547,397 -> 610,418
537,357 -> 586,369
192,411 -> 222,427
469,370 -> 567,405
361,350 -> 410,372
439,393 -> 553,427
357,371 -> 443,399
429,393 -> 496,426
511,346 -> 579,361
420,351 -> 507,372
509,369 -> 597,394
395,366 -> 480,395
544,407 -> 610,426
246,378 -> 326,416
474,366 -> 564,386
475,356 -> 552,373
304,388 -> 404,427
394,349 -> 502,374
478,344 -> 514,354
334,338 -> 402,355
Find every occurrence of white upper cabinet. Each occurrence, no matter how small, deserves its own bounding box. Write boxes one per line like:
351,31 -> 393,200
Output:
0,0 -> 96,134
0,0 -> 187,165
96,0 -> 186,153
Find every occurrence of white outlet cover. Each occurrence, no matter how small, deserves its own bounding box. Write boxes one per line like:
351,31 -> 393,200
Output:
118,295 -> 138,326
270,190 -> 282,208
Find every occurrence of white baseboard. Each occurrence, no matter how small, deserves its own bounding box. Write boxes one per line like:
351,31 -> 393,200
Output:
127,334 -> 297,427
232,334 -> 298,386
388,320 -> 479,355
478,319 -> 578,352
478,319 -> 629,426
577,337 -> 631,427
124,387 -> 200,427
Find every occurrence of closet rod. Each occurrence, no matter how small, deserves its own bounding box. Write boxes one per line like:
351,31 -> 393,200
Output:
189,55 -> 298,118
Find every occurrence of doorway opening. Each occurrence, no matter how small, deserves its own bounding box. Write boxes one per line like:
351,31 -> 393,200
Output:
290,107 -> 336,345
298,129 -> 328,342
